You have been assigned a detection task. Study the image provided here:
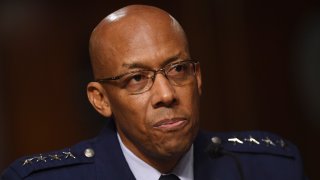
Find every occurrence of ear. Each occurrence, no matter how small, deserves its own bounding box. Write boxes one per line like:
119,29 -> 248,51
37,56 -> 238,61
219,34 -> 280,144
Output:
87,82 -> 112,117
196,64 -> 202,95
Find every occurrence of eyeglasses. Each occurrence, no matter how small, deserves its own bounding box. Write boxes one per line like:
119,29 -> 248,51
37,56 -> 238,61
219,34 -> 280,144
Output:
96,60 -> 199,95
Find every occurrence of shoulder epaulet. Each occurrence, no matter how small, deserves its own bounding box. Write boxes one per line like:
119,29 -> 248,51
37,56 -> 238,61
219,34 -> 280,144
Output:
209,131 -> 298,158
6,140 -> 95,178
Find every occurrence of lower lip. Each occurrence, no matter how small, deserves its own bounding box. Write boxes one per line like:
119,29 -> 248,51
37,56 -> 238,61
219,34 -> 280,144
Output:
155,120 -> 187,130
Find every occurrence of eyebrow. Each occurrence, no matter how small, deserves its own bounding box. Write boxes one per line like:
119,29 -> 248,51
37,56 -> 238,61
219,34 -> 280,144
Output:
122,53 -> 183,70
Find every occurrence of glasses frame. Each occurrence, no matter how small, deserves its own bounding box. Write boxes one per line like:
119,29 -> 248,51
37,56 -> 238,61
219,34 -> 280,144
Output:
96,60 -> 199,94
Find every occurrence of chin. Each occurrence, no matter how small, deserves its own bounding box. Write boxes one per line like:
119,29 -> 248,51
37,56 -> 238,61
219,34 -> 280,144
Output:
159,136 -> 192,157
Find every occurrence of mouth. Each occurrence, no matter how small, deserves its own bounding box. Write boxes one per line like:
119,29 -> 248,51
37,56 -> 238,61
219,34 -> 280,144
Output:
153,118 -> 187,131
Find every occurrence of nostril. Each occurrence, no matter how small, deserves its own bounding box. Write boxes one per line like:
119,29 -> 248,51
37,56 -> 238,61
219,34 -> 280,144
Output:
154,97 -> 177,108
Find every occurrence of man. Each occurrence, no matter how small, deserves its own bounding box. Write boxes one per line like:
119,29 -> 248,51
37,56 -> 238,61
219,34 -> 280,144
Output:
2,5 -> 307,180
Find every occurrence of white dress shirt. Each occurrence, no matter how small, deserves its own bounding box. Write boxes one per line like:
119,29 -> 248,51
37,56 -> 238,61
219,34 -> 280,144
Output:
118,133 -> 194,180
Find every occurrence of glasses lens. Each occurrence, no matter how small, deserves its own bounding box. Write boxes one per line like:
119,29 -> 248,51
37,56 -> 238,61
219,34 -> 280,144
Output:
166,61 -> 196,86
122,70 -> 153,94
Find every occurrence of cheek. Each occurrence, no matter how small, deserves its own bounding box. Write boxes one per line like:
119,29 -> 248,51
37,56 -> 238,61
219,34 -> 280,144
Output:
109,90 -> 147,116
109,92 -> 151,134
178,82 -> 200,112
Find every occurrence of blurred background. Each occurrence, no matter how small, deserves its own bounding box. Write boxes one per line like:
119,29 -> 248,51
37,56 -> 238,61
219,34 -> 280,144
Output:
0,0 -> 319,179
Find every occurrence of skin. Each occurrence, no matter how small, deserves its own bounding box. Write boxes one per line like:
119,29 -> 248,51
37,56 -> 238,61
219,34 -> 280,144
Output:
87,5 -> 202,173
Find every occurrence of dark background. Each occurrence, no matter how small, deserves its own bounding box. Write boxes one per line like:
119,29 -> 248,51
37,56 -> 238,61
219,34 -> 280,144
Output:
0,0 -> 319,179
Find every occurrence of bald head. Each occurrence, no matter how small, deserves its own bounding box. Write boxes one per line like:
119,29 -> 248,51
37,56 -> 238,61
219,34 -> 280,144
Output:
89,5 -> 189,79
87,6 -> 201,172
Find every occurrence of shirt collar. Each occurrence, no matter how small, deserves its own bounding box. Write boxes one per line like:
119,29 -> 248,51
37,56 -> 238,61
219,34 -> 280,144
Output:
117,133 -> 194,180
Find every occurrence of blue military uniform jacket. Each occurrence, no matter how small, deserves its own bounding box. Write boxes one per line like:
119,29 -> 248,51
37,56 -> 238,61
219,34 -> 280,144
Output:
2,120 -> 307,180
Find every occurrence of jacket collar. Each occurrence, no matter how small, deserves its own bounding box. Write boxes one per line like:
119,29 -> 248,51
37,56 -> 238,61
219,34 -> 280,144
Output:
94,119 -> 211,180
94,119 -> 136,180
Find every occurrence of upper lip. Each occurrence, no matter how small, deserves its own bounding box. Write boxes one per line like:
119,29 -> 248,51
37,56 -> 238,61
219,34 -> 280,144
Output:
153,117 -> 186,128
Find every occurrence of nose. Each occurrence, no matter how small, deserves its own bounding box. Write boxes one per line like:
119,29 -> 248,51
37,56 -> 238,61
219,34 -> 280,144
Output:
150,73 -> 177,108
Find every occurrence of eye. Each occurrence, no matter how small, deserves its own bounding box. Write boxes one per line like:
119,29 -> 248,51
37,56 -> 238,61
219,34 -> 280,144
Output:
174,64 -> 184,72
127,73 -> 148,84
132,74 -> 143,82
169,63 -> 188,75
123,71 -> 151,92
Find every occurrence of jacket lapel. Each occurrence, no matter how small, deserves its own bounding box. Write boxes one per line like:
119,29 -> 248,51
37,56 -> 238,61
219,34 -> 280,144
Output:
94,120 -> 136,180
193,131 -> 217,180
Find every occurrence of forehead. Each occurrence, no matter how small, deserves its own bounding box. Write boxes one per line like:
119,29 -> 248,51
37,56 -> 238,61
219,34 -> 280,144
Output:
98,15 -> 189,74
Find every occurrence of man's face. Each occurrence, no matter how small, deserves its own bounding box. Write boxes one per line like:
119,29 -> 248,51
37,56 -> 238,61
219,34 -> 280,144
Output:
96,17 -> 201,164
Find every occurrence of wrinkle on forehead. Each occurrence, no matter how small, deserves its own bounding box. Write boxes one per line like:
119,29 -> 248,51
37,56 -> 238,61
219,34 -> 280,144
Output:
89,5 -> 187,79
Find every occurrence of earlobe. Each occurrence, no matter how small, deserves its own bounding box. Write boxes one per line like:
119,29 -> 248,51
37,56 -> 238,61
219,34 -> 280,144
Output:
87,82 -> 112,117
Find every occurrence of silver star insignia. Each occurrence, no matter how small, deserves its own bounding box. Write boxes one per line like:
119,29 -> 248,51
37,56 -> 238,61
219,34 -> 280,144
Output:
49,154 -> 62,160
34,154 -> 47,162
276,139 -> 287,148
22,158 -> 34,166
62,150 -> 76,159
261,137 -> 276,146
228,137 -> 244,145
244,136 -> 260,145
